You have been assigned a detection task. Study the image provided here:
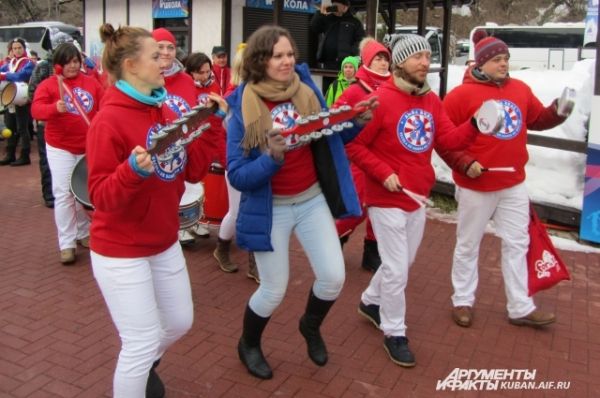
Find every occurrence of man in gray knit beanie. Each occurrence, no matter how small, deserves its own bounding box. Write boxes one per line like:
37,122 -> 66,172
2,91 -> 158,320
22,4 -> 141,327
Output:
389,34 -> 431,87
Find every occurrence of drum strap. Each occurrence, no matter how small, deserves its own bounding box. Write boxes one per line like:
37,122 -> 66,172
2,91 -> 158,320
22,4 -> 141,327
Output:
60,79 -> 91,125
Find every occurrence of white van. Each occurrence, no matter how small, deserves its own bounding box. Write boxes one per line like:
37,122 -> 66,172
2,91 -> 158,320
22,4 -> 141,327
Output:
468,22 -> 595,70
0,21 -> 82,59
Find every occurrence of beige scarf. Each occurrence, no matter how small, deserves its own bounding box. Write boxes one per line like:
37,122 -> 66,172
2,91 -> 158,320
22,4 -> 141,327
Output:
393,73 -> 431,96
241,72 -> 321,151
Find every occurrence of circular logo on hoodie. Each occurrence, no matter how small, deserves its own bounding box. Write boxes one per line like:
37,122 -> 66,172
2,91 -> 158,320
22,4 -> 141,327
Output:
164,94 -> 191,117
65,87 -> 93,115
493,99 -> 522,140
397,108 -> 434,153
197,93 -> 210,107
147,122 -> 187,181
271,102 -> 302,147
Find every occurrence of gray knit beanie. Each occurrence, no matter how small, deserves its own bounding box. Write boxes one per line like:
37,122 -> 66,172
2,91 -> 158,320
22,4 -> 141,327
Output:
390,34 -> 431,65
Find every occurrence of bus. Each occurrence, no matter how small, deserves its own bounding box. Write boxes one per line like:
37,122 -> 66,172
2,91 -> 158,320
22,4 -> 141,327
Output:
468,22 -> 595,71
0,21 -> 82,59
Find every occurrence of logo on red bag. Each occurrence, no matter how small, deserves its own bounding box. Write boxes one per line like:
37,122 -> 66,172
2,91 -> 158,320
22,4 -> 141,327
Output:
535,250 -> 561,279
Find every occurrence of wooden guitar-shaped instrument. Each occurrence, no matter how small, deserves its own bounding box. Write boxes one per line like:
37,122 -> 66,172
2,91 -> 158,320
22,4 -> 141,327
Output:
147,103 -> 218,158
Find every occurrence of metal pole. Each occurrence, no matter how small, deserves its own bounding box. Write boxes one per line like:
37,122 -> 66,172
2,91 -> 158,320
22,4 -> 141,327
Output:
439,0 -> 451,98
273,0 -> 284,26
366,0 -> 378,37
417,0 -> 427,35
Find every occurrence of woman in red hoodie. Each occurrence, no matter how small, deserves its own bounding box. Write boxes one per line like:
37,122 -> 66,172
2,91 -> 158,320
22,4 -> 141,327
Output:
86,23 -> 223,398
335,37 -> 391,272
31,43 -> 104,264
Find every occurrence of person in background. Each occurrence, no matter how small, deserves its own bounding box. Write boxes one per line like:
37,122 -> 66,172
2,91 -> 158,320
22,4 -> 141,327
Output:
185,52 -> 221,105
211,45 -> 230,96
152,27 -> 211,244
28,31 -> 75,209
29,50 -> 40,62
31,43 -> 104,264
227,25 -> 371,380
0,38 -> 35,166
208,43 -> 260,282
335,37 -> 391,272
87,23 -> 223,397
324,55 -> 359,107
310,0 -> 365,91
346,34 -> 493,368
438,31 -> 570,329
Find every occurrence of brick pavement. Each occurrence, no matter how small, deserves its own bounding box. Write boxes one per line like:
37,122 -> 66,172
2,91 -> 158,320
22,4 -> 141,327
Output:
1,141 -> 599,397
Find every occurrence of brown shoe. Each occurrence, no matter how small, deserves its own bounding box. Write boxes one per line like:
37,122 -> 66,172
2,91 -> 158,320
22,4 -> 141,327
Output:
452,306 -> 473,327
509,309 -> 555,327
213,238 -> 238,273
77,236 -> 90,248
60,249 -> 76,265
247,252 -> 260,284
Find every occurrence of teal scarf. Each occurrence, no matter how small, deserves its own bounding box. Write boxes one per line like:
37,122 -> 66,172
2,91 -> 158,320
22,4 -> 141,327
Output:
115,80 -> 167,106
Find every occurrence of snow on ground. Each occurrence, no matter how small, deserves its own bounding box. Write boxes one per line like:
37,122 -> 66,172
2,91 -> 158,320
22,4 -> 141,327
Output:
426,207 -> 600,253
428,59 -> 595,211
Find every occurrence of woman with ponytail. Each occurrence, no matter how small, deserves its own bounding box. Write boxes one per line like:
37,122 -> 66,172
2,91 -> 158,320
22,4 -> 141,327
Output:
86,23 -> 222,398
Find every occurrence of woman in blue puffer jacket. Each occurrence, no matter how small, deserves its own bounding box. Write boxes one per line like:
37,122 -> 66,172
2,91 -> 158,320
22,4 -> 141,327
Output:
226,25 -> 371,380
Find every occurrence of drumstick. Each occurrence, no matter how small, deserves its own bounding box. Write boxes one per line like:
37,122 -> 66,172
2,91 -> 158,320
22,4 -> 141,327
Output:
54,65 -> 64,100
481,167 -> 516,172
402,188 -> 434,208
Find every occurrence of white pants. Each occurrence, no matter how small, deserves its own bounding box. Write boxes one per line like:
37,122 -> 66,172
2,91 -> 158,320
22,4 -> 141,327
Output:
91,243 -> 194,398
451,183 -> 535,318
46,144 -> 90,250
218,171 -> 240,241
362,206 -> 426,337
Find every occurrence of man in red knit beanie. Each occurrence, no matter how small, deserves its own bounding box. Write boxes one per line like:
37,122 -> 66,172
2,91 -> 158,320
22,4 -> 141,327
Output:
438,30 -> 574,330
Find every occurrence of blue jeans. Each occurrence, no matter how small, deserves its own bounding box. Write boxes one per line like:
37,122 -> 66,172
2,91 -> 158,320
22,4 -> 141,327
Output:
249,193 -> 345,317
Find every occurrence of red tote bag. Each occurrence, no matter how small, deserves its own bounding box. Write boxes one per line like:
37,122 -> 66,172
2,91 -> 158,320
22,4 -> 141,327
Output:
527,204 -> 571,296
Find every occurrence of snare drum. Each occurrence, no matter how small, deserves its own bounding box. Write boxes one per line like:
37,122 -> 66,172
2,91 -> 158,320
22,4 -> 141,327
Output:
179,182 -> 205,229
70,155 -> 94,210
1,82 -> 29,106
200,163 -> 229,225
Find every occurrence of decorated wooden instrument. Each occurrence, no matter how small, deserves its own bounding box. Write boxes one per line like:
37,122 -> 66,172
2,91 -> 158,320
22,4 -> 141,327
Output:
147,103 -> 218,159
280,100 -> 376,151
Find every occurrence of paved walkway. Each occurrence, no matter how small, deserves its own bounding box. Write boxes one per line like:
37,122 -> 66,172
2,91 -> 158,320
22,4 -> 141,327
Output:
1,141 -> 599,397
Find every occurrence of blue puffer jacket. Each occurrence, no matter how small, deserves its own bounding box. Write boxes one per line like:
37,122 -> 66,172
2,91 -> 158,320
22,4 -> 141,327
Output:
226,63 -> 362,252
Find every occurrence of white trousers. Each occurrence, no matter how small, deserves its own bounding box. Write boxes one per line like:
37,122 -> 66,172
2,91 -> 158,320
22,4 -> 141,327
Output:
362,206 -> 426,337
91,243 -> 194,398
451,183 -> 535,318
218,171 -> 240,241
46,144 -> 90,250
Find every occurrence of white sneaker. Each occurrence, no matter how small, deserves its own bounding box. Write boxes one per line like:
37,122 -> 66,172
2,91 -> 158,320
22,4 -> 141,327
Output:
178,230 -> 196,245
190,223 -> 210,238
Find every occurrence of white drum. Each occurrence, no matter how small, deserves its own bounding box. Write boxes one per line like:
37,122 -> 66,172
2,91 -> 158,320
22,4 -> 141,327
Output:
1,82 -> 29,106
178,182 -> 205,229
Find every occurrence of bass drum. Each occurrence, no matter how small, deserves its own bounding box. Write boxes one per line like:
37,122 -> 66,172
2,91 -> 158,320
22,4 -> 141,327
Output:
1,82 -> 29,106
70,155 -> 94,210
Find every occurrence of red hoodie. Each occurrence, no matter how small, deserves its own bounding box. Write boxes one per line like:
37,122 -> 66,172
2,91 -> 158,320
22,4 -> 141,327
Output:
335,66 -> 391,107
440,67 -> 565,192
86,86 -> 220,257
31,73 -> 104,154
212,64 -> 231,96
346,79 -> 478,212
194,79 -> 226,165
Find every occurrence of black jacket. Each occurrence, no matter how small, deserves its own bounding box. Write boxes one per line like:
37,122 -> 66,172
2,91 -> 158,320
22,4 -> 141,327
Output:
310,10 -> 365,69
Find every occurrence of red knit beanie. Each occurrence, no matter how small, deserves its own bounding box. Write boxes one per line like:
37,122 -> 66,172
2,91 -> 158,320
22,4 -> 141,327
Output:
360,38 -> 390,68
152,28 -> 176,45
474,30 -> 509,67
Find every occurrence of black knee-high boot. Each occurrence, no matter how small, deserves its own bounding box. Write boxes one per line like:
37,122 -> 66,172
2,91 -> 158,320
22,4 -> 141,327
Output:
146,359 -> 165,398
299,289 -> 336,366
238,304 -> 273,379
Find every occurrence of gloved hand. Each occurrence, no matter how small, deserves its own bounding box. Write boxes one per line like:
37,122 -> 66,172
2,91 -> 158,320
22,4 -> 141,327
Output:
555,87 -> 575,118
266,129 -> 286,162
474,100 -> 503,135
